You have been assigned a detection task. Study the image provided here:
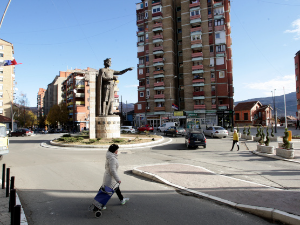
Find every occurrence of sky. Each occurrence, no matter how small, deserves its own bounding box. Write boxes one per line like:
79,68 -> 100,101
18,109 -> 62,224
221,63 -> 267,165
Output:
0,0 -> 299,107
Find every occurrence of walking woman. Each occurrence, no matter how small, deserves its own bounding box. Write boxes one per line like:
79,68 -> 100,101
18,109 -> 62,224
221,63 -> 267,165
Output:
102,144 -> 129,206
230,129 -> 239,151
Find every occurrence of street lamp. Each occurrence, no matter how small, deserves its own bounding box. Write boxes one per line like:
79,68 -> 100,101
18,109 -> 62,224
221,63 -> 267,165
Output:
271,89 -> 277,133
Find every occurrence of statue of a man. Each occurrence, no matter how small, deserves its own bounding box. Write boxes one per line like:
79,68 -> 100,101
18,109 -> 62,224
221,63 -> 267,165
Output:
96,58 -> 133,116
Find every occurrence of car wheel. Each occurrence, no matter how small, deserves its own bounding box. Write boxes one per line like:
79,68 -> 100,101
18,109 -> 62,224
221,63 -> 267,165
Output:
186,142 -> 190,149
211,133 -> 214,138
223,136 -> 226,138
203,145 -> 206,149
173,134 -> 176,137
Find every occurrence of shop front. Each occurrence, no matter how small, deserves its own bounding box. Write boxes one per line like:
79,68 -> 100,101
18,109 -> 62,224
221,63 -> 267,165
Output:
147,116 -> 160,129
217,110 -> 234,128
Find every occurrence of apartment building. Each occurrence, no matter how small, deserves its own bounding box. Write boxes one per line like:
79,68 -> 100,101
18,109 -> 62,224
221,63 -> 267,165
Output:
61,68 -> 120,131
134,0 -> 233,128
0,39 -> 15,119
295,50 -> 300,119
37,88 -> 46,117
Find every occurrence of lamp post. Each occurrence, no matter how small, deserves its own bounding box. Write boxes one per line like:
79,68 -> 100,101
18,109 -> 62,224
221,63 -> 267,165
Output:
271,89 -> 277,133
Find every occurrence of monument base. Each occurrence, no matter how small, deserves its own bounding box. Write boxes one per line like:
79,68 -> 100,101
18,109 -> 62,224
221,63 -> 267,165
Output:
96,116 -> 120,139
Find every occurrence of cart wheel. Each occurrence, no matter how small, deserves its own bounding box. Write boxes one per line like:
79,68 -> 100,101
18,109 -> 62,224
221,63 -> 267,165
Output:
95,210 -> 102,218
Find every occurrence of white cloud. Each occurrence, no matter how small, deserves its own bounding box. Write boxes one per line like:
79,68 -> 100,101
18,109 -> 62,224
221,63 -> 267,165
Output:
244,75 -> 295,96
284,18 -> 300,40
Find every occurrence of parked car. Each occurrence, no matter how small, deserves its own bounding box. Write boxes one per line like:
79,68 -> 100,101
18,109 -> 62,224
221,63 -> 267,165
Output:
137,124 -> 154,132
203,126 -> 228,138
10,128 -> 32,137
120,126 -> 136,134
157,122 -> 179,132
164,126 -> 186,137
185,131 -> 206,148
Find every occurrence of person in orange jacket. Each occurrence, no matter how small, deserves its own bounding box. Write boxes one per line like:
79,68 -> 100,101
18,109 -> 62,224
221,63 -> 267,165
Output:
230,129 -> 239,151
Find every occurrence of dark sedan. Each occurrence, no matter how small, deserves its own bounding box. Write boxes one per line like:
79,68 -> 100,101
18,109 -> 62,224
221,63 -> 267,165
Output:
185,131 -> 206,148
10,128 -> 32,137
164,126 -> 186,137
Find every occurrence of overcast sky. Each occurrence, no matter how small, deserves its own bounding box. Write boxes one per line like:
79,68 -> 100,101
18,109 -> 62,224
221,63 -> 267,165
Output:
0,0 -> 299,106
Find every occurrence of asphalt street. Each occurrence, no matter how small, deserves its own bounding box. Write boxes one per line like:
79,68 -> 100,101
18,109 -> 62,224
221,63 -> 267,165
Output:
2,133 -> 296,224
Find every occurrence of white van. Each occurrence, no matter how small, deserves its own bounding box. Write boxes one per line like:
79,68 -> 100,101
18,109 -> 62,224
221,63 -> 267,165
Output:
157,122 -> 179,132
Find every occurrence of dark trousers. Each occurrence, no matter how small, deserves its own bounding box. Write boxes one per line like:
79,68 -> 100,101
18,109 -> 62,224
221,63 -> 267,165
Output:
114,187 -> 123,201
231,140 -> 239,150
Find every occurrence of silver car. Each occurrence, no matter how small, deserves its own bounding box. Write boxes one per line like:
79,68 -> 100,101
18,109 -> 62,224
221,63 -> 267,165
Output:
120,126 -> 136,134
204,126 -> 228,138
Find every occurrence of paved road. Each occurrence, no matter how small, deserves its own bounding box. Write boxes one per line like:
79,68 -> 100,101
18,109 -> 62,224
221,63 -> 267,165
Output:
1,133 -> 290,224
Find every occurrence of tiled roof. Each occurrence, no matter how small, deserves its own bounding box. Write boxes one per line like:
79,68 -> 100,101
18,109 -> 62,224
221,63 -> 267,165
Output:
234,101 -> 261,111
0,115 -> 12,123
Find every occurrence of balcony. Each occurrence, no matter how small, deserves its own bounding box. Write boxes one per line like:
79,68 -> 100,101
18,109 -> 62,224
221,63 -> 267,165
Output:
219,104 -> 229,109
153,70 -> 164,75
208,14 -> 212,19
192,65 -> 204,70
193,78 -> 204,83
76,85 -> 85,89
190,1 -> 200,8
146,73 -> 150,77
153,58 -> 164,66
154,94 -> 165,99
152,12 -> 163,20
153,23 -> 163,31
137,31 -> 145,36
192,52 -> 203,58
211,78 -> 215,83
152,0 -> 161,6
212,104 -> 216,109
137,63 -> 145,68
75,93 -> 84,98
75,101 -> 85,105
193,91 -> 204,96
137,41 -> 144,46
153,34 -> 163,40
114,94 -> 119,98
154,81 -> 164,87
194,104 -> 205,110
153,46 -> 163,52
190,14 -> 201,20
209,26 -> 213,32
211,91 -> 216,96
191,39 -> 202,45
215,25 -> 225,31
191,27 -> 202,33
154,107 -> 165,111
214,1 -> 223,8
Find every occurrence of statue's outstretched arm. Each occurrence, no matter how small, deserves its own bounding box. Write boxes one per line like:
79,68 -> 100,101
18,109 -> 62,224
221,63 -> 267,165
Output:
114,67 -> 134,75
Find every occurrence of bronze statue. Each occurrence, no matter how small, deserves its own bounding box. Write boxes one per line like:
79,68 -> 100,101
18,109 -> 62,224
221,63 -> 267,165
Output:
96,58 -> 133,116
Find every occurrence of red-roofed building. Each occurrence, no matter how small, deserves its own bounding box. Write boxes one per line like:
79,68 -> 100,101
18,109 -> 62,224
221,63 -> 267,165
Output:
234,101 -> 273,126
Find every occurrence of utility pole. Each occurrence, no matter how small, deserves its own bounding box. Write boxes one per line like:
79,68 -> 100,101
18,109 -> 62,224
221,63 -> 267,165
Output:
0,0 -> 12,30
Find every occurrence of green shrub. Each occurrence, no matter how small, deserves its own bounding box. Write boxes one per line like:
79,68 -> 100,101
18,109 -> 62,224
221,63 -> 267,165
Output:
282,128 -> 290,149
243,127 -> 246,134
77,137 -> 84,141
97,138 -> 101,141
237,124 -> 239,133
112,138 -> 125,143
89,139 -> 97,143
271,126 -> 275,137
256,127 -> 260,137
264,128 -> 270,146
247,126 -> 251,136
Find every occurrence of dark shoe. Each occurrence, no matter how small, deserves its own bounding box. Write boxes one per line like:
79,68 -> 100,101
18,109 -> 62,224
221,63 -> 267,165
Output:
230,149 -> 233,151
237,149 -> 239,151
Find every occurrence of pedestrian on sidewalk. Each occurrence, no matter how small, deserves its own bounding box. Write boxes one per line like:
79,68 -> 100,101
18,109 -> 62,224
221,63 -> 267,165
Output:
230,129 -> 239,151
102,144 -> 129,206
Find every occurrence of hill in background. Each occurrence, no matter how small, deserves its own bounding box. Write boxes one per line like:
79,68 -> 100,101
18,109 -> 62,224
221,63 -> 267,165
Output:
235,92 -> 297,117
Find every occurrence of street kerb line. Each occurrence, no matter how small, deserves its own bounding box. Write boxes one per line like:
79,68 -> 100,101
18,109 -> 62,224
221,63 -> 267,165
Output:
132,165 -> 300,225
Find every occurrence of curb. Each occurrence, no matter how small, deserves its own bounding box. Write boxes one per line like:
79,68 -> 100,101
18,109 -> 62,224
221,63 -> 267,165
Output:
132,168 -> 300,225
48,136 -> 166,149
251,150 -> 300,164
0,180 -> 28,225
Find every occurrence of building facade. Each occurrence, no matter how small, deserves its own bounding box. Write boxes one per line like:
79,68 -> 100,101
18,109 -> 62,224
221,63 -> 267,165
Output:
295,50 -> 300,119
37,88 -> 46,117
134,0 -> 233,129
0,39 -> 15,120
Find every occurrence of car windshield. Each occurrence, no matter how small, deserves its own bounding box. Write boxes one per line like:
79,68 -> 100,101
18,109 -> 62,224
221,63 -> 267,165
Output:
214,127 -> 225,130
190,133 -> 203,139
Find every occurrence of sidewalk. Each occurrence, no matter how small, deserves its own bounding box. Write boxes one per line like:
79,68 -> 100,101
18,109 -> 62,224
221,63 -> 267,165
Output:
0,180 -> 28,225
133,163 -> 300,225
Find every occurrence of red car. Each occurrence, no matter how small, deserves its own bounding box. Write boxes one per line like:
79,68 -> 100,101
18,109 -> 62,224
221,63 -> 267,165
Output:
137,125 -> 154,132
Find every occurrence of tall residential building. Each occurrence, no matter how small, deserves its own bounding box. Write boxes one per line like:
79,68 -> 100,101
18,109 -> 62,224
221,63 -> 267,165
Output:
37,88 -> 46,117
61,68 -> 120,131
0,39 -> 15,119
134,0 -> 233,128
295,50 -> 300,119
44,71 -> 72,116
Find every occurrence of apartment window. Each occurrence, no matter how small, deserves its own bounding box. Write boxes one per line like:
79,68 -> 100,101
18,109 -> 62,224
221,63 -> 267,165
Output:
210,46 -> 214,53
211,85 -> 215,91
219,71 -> 225,78
0,85 -> 3,90
214,7 -> 224,15
215,19 -> 224,26
145,1 -> 148,7
178,40 -> 182,45
179,74 -> 183,79
139,58 -> 144,64
216,45 -> 226,52
244,113 -> 248,120
146,78 -> 149,85
216,33 -> 221,39
0,76 -> 3,81
146,56 -> 149,62
177,29 -> 182,33
0,53 -> 3,58
190,10 -> 200,17
152,6 -> 161,13
297,87 -> 299,93
212,98 -> 216,104
177,17 -> 181,22
139,69 -> 143,75
137,13 -> 144,21
236,113 -> 240,120
296,63 -> 298,69
216,57 -> 225,65
146,68 -> 149,73
146,89 -> 150,96
0,93 -> 2,98
194,86 -> 200,92
140,92 -> 144,97
138,36 -> 144,42
176,7 -> 181,11
0,109 -> 3,115
178,51 -> 183,56
191,34 -> 201,41
219,100 -> 223,105
156,102 -> 164,107
138,104 -> 142,110
208,21 -> 212,27
138,26 -> 144,32
145,12 -> 148,19
296,75 -> 298,81
179,63 -> 183,67
0,46 -> 3,50
0,69 -> 3,74
208,8 -> 211,15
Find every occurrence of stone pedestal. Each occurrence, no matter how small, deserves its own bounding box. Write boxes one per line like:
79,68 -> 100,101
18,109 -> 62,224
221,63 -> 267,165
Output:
276,148 -> 295,159
96,116 -> 120,139
260,146 -> 275,154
